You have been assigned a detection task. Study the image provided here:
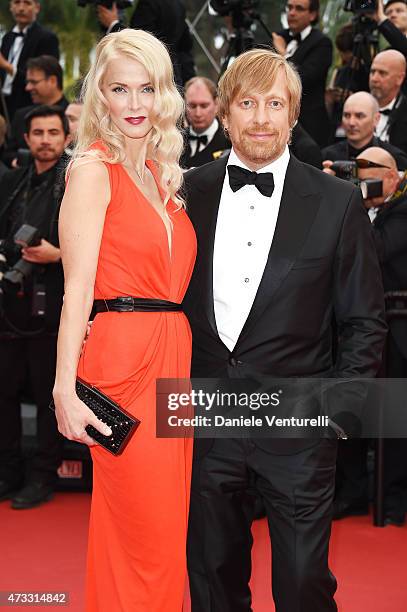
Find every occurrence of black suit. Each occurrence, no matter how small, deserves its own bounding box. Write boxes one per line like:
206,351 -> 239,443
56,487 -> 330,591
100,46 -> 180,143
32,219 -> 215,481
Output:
0,21 -> 59,118
290,122 -> 322,168
279,28 -> 333,147
385,94 -> 407,155
180,124 -> 230,169
322,136 -> 407,170
183,154 -> 386,611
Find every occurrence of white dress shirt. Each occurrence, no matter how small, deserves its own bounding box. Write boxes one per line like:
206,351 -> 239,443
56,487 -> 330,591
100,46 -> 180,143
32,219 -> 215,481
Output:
213,146 -> 290,351
189,118 -> 220,157
376,96 -> 398,142
285,25 -> 312,58
2,25 -> 29,96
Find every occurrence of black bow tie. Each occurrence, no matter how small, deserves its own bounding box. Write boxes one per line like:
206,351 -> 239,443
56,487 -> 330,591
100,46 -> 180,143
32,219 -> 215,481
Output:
380,108 -> 392,116
228,165 -> 275,197
12,31 -> 25,39
288,31 -> 302,44
189,133 -> 208,147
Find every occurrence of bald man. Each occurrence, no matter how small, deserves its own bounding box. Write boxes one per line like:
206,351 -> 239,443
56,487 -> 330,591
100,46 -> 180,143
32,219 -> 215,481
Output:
322,91 -> 407,170
369,49 -> 407,153
335,146 -> 407,525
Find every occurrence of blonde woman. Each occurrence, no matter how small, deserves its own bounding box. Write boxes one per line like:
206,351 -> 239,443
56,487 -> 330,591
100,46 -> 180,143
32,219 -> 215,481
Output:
52,30 -> 196,611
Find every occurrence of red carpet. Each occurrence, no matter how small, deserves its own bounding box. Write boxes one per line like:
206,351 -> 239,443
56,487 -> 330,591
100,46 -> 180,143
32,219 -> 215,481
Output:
1,493 -> 406,611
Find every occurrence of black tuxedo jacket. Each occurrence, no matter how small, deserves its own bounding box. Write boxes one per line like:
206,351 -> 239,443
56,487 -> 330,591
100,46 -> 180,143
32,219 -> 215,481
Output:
183,155 -> 387,455
373,192 -> 407,361
180,125 -> 230,169
386,95 -> 407,155
0,21 -> 59,115
279,28 -> 332,147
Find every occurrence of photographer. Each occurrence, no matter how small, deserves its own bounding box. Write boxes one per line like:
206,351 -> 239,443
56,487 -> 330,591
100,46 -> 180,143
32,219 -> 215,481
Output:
0,105 -> 69,509
372,0 -> 407,56
96,0 -> 195,86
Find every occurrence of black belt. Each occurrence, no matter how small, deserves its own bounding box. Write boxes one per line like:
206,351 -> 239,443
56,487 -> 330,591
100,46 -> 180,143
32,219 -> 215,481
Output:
93,297 -> 183,313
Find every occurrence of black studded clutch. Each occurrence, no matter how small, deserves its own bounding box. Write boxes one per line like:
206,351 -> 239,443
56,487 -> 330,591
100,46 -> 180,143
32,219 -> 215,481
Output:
50,378 -> 140,455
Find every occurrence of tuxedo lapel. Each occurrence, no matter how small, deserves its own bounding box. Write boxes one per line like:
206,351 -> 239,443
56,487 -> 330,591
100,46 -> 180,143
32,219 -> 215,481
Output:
291,29 -> 319,63
235,156 -> 321,348
192,157 -> 227,336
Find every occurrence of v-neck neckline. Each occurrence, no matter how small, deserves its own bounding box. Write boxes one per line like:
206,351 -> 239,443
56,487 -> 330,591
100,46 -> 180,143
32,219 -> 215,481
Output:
120,160 -> 173,261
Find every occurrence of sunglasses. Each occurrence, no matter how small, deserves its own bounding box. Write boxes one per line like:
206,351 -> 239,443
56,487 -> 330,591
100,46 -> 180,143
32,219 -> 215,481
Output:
356,159 -> 392,170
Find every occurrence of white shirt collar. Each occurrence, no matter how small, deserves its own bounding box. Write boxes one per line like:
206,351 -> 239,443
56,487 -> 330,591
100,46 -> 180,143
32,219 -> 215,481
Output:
291,25 -> 312,41
380,96 -> 398,112
12,25 -> 30,35
227,145 -> 290,176
190,117 -> 219,139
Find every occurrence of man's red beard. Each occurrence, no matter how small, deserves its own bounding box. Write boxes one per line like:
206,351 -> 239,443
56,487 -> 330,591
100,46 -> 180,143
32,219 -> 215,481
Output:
234,124 -> 286,164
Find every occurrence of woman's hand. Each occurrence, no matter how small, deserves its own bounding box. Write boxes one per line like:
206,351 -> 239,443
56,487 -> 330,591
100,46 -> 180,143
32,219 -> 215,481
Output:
53,391 -> 112,447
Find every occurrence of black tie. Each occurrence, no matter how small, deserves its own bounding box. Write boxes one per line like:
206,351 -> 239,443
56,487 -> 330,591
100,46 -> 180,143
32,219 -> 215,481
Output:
12,31 -> 24,39
380,108 -> 392,116
189,133 -> 208,147
288,31 -> 302,44
228,165 -> 275,197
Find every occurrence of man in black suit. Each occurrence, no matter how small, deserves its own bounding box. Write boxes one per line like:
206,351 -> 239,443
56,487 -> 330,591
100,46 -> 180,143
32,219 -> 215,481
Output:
0,0 -> 59,120
181,77 -> 230,169
3,55 -> 68,168
97,0 -> 195,87
370,49 -> 407,154
183,49 -> 386,612
322,91 -> 407,170
272,0 -> 332,147
0,105 -> 69,509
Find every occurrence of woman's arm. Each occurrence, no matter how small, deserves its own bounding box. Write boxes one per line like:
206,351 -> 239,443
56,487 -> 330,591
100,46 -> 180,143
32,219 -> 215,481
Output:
53,160 -> 113,447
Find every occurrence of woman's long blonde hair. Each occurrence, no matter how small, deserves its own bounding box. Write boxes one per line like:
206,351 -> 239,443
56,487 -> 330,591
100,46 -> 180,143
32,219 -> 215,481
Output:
72,29 -> 185,207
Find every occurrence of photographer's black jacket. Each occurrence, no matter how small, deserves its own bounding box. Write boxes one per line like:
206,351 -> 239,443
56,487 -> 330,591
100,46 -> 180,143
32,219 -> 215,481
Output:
0,163 -> 64,334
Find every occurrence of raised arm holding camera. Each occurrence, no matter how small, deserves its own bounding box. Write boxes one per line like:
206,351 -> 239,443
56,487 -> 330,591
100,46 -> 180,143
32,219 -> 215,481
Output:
0,105 -> 69,510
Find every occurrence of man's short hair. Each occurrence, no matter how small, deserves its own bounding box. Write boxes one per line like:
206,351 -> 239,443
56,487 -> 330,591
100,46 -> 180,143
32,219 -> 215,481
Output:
184,77 -> 218,100
309,0 -> 320,25
335,23 -> 354,53
26,55 -> 63,90
24,105 -> 69,136
217,48 -> 302,129
385,0 -> 407,10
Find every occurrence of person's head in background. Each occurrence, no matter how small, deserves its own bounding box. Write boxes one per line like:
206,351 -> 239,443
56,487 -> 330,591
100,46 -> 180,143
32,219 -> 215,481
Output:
286,0 -> 319,34
342,91 -> 380,149
384,0 -> 407,35
184,77 -> 219,134
10,0 -> 40,31
25,55 -> 64,105
369,49 -> 406,107
24,104 -> 70,173
335,23 -> 354,66
65,99 -> 83,143
357,147 -> 400,208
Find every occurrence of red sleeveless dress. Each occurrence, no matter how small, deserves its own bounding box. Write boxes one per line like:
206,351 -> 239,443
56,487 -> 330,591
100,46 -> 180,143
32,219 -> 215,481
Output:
76,148 -> 196,611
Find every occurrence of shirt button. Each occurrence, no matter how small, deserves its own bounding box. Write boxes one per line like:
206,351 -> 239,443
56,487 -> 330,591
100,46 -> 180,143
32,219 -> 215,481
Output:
229,357 -> 237,366
247,242 -> 252,246
250,205 -> 255,210
244,278 -> 249,283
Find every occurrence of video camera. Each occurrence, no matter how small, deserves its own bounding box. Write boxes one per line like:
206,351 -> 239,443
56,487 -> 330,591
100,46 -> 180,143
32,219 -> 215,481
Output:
344,0 -> 377,15
77,0 -> 133,8
210,0 -> 259,16
330,160 -> 383,199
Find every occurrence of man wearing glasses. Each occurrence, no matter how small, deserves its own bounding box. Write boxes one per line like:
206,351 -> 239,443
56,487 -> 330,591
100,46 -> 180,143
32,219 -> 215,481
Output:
272,0 -> 332,147
0,0 -> 59,121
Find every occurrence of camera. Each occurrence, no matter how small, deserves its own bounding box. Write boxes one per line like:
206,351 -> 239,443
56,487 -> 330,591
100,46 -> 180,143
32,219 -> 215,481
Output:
77,0 -> 133,8
0,224 -> 41,290
344,0 -> 377,15
330,160 -> 383,199
210,0 -> 259,17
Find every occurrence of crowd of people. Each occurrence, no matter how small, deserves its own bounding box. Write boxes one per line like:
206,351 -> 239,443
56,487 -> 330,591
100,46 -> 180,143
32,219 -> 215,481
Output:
0,0 -> 406,609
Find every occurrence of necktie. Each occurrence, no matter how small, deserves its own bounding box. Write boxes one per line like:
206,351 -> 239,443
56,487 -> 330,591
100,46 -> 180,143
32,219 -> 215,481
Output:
189,133 -> 208,147
12,31 -> 24,39
380,108 -> 392,116
228,165 -> 275,197
288,31 -> 302,44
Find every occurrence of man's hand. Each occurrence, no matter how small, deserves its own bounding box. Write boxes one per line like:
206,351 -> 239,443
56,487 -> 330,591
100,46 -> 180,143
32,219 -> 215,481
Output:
22,239 -> 61,264
372,0 -> 386,24
322,160 -> 336,176
272,33 -> 287,55
0,52 -> 14,76
97,3 -> 119,29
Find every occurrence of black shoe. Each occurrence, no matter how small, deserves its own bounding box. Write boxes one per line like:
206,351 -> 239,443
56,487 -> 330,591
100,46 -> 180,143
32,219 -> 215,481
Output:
11,482 -> 54,510
0,479 -> 23,502
384,509 -> 406,527
333,498 -> 369,520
